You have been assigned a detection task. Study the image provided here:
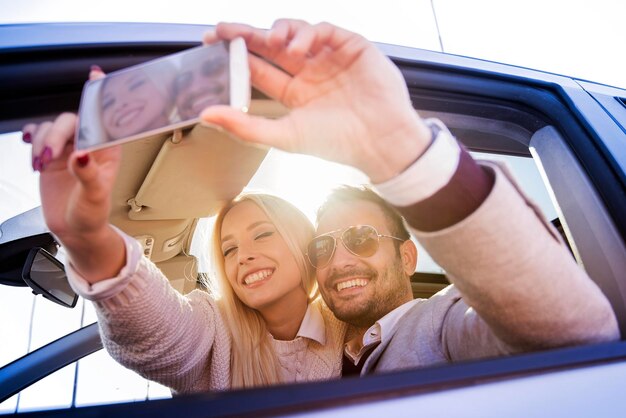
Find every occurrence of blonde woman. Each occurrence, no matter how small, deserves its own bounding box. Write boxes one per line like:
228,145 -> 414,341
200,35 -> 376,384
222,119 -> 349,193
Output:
23,107 -> 346,392
207,194 -> 346,388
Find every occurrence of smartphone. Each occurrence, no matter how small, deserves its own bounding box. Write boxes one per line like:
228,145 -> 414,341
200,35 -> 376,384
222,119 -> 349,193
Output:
75,38 -> 249,151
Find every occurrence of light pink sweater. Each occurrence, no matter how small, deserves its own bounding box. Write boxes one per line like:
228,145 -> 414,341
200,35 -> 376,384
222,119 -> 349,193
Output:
69,243 -> 346,393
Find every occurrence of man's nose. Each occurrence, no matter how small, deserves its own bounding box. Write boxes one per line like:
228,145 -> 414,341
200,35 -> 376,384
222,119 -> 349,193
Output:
326,238 -> 357,269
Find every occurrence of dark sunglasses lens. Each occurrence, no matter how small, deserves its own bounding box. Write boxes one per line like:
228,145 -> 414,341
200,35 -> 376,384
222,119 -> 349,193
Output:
308,236 -> 335,268
343,226 -> 379,257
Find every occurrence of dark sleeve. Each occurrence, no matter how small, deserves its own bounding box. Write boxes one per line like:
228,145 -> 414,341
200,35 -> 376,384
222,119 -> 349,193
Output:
395,146 -> 494,232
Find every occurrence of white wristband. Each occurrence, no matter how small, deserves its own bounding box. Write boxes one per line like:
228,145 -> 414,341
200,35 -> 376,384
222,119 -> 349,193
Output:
66,227 -> 143,301
374,118 -> 461,207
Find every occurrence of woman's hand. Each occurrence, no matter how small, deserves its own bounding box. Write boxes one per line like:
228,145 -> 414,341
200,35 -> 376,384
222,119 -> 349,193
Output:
202,19 -> 432,183
22,69 -> 126,282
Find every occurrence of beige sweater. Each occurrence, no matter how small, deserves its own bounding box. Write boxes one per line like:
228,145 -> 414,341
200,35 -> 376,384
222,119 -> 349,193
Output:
69,247 -> 346,393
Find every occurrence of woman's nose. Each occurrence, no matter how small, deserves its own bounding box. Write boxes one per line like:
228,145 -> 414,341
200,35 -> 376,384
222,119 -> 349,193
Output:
239,255 -> 254,265
237,245 -> 256,265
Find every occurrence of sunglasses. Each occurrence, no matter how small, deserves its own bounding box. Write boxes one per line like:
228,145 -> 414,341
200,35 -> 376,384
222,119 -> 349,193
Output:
306,225 -> 405,269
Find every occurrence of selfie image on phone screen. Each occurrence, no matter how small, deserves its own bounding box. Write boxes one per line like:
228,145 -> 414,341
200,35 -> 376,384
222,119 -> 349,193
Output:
100,58 -> 179,141
174,45 -> 230,120
75,40 -> 248,151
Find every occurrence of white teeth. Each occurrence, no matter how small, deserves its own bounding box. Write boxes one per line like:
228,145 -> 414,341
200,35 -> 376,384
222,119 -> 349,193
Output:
244,269 -> 273,285
336,279 -> 368,291
116,108 -> 141,127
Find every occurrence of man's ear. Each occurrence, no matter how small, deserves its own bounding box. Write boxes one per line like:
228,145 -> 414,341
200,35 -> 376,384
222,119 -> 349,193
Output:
400,239 -> 418,276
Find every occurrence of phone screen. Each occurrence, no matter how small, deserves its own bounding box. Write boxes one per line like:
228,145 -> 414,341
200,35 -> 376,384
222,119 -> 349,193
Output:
75,41 -> 245,151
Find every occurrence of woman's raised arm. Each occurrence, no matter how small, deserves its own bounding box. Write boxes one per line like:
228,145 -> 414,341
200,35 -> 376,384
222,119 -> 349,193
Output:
23,71 -> 125,282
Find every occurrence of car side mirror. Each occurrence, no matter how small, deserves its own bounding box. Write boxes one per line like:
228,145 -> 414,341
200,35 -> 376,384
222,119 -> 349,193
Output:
21,248 -> 78,308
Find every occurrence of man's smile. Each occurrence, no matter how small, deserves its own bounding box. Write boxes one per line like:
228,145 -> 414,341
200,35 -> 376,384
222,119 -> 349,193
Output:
336,278 -> 369,292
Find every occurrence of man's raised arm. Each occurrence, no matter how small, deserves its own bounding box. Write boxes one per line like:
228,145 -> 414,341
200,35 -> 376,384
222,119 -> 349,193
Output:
201,19 -> 619,349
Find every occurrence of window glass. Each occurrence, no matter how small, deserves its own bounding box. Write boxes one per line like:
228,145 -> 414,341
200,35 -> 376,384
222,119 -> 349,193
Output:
0,132 -> 86,368
74,349 -> 171,407
0,133 -> 39,221
0,344 -> 171,414
0,277 -> 84,370
74,304 -> 172,407
14,363 -> 75,413
472,151 -> 557,220
0,286 -> 34,373
0,394 -> 17,415
28,295 -> 84,352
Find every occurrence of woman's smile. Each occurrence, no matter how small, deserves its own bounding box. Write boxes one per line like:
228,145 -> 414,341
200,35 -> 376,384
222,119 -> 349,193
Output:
242,268 -> 274,287
113,104 -> 145,127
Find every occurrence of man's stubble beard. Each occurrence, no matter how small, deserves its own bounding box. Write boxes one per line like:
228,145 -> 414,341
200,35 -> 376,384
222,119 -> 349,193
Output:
323,258 -> 409,329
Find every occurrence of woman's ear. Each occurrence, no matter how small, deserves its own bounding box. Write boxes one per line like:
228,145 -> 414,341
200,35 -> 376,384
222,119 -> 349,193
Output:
400,239 -> 418,276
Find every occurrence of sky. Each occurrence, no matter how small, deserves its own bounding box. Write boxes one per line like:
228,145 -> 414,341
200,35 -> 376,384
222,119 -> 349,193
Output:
0,0 -> 623,413
0,0 -> 624,89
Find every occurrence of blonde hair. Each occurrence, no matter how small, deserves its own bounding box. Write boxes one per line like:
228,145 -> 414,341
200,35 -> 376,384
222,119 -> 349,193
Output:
206,193 -> 317,388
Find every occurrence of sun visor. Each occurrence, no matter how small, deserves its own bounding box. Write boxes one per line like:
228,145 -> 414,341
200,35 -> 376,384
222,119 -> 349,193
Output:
126,123 -> 268,221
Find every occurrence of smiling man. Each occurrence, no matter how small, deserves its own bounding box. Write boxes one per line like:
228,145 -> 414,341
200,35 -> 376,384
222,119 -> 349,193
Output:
305,119 -> 622,376
201,19 -> 620,376
310,160 -> 617,376
310,112 -> 621,375
311,186 -> 417,374
311,171 -> 520,375
312,188 -> 415,329
174,43 -> 230,121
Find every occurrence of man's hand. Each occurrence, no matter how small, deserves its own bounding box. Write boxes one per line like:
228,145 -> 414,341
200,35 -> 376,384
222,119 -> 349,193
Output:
202,19 -> 432,183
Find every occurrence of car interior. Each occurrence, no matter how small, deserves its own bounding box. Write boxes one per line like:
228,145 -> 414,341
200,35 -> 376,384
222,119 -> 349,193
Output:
0,85 -> 617,308
1,28 -> 625,415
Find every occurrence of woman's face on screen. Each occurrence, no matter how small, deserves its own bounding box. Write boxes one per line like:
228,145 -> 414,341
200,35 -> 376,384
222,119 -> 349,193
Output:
100,70 -> 171,140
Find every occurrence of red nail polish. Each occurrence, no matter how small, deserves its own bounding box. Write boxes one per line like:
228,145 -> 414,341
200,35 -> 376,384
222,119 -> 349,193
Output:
32,156 -> 42,171
22,132 -> 32,143
41,146 -> 52,165
77,154 -> 90,167
90,65 -> 102,72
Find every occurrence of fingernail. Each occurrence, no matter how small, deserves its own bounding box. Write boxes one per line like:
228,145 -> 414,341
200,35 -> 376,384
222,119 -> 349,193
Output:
22,132 -> 32,143
41,146 -> 53,167
77,154 -> 90,167
32,156 -> 42,171
90,65 -> 102,72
